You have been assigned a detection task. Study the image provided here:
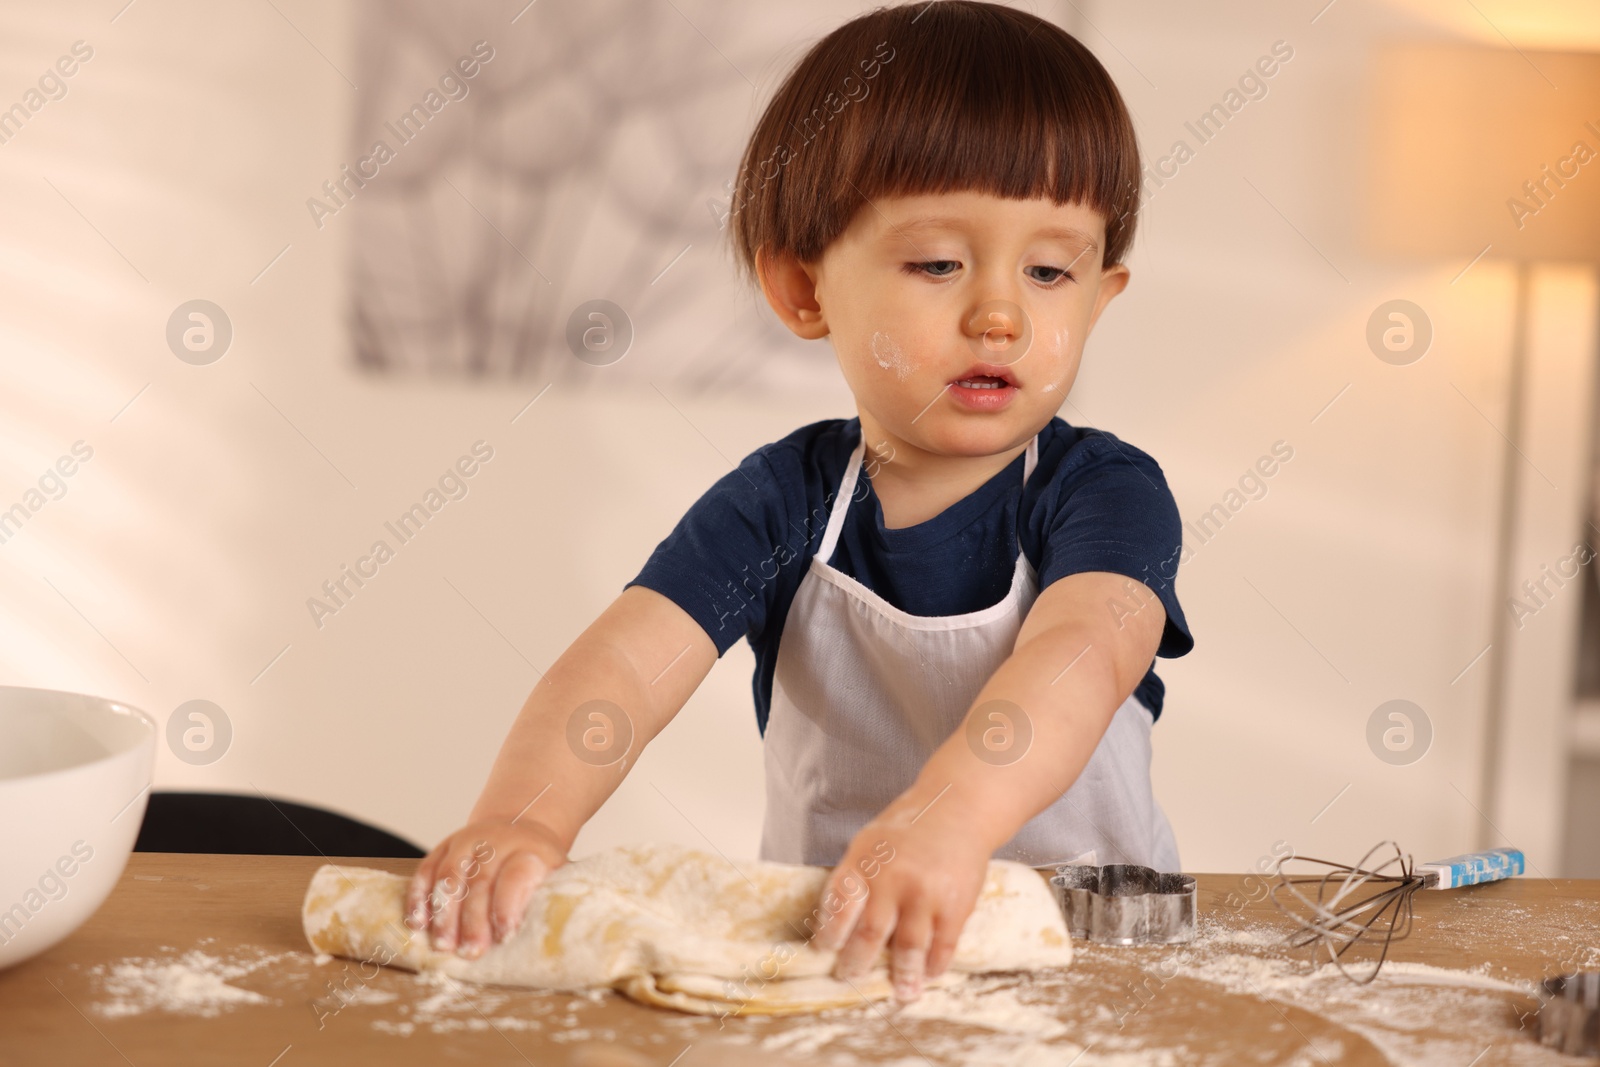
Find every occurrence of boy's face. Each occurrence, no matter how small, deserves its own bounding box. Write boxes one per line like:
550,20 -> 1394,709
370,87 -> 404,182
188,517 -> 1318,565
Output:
758,190 -> 1130,460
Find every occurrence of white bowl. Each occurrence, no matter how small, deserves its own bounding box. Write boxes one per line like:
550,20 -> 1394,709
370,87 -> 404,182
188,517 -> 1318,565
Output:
0,685 -> 156,969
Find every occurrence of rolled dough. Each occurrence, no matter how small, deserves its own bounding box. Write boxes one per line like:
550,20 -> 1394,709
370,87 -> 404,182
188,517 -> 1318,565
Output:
301,842 -> 1071,1015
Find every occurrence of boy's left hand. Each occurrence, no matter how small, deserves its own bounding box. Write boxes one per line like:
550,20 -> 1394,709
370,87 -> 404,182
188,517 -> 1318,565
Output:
811,814 -> 992,1003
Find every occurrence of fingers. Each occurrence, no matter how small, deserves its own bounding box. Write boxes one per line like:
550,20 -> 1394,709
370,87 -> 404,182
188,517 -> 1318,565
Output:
490,852 -> 549,942
404,849 -> 443,932
406,834 -> 554,958
812,868 -> 869,952
428,866 -> 467,952
459,849 -> 551,956
402,820 -> 571,956
832,893 -> 895,981
425,839 -> 493,953
925,915 -> 962,979
455,849 -> 498,959
889,906 -> 932,1003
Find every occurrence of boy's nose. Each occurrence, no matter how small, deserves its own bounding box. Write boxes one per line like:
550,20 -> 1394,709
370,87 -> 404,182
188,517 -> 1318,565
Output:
964,298 -> 1033,366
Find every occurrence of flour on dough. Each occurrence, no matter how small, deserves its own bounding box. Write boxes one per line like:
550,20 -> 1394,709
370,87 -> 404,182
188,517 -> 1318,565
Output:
301,842 -> 1071,1016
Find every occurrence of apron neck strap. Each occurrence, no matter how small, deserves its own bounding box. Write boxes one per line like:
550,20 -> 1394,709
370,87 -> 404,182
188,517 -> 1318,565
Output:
1022,433 -> 1040,484
816,428 -> 1041,563
817,436 -> 868,562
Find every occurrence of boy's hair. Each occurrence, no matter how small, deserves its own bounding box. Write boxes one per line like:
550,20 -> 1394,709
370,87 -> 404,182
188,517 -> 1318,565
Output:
728,1 -> 1142,288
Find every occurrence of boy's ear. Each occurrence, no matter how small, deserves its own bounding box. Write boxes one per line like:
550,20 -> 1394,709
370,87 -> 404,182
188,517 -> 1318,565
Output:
755,247 -> 830,340
1086,262 -> 1131,333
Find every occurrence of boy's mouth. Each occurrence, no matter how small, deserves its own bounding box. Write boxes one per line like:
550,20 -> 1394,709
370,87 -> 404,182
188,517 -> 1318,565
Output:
949,363 -> 1019,390
948,364 -> 1020,411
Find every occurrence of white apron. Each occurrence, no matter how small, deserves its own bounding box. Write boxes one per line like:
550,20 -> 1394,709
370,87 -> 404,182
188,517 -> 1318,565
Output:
759,424 -> 1181,871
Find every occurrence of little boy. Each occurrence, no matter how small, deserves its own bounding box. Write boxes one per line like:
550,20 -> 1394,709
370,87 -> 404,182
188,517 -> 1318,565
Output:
407,0 -> 1193,1004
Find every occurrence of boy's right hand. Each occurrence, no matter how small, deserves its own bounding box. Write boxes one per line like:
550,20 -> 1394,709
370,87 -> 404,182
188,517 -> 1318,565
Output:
404,818 -> 569,960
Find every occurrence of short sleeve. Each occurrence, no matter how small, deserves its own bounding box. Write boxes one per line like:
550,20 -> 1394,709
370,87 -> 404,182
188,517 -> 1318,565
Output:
1036,434 -> 1194,659
623,447 -> 799,657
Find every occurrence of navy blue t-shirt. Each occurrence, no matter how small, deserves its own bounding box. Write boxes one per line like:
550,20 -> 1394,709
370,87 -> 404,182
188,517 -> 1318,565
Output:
624,416 -> 1193,733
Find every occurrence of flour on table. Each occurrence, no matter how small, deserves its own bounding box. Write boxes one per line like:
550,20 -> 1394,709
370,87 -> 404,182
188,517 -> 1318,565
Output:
700,915 -> 1571,1067
87,941 -> 292,1018
896,975 -> 1070,1038
369,970 -> 606,1037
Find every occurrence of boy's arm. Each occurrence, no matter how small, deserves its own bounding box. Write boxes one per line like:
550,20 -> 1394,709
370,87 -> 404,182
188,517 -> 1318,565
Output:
815,570 -> 1167,1000
406,584 -> 718,957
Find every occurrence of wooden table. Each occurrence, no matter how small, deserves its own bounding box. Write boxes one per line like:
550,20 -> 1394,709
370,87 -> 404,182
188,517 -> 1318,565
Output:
2,853 -> 1598,1066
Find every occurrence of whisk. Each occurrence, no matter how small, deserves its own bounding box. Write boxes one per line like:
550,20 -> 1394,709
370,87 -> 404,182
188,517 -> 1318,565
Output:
1267,841 -> 1525,983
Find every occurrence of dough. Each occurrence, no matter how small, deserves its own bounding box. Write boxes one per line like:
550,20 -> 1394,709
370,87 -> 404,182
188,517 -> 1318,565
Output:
301,842 -> 1071,1015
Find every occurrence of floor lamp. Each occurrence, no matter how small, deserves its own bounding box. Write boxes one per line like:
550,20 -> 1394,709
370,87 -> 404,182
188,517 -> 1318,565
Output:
1365,43 -> 1600,849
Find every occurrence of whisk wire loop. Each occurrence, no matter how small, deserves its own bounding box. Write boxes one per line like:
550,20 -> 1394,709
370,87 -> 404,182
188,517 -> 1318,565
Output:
1267,840 -> 1424,984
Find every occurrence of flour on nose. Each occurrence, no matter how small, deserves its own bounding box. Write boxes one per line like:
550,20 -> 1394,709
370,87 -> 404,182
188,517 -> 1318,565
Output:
871,331 -> 914,380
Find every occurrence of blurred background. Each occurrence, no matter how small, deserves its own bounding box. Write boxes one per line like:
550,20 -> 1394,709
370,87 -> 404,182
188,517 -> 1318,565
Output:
1,0 -> 1597,874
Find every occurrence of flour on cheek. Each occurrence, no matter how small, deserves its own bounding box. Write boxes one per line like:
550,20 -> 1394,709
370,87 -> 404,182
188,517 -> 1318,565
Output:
1040,327 -> 1073,394
870,331 -> 916,381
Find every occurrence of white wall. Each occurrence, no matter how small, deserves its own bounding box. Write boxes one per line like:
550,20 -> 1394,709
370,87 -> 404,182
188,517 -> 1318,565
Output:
3,0 -> 1595,873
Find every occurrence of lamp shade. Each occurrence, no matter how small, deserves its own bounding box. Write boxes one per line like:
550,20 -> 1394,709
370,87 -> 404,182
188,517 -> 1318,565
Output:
1366,44 -> 1600,262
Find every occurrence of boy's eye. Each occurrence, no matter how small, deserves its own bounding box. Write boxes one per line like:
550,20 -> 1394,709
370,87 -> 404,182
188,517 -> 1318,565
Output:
1027,266 -> 1075,287
902,261 -> 1075,287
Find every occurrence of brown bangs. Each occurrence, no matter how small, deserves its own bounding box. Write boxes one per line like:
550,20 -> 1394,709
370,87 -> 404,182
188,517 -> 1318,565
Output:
727,1 -> 1142,288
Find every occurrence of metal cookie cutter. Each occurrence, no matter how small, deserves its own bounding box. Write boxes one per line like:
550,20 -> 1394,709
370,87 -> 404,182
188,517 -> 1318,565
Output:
1049,863 -> 1197,945
1538,972 -> 1600,1057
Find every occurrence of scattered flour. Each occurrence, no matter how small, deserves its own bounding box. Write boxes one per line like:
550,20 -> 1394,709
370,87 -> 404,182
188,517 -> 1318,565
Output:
1204,921 -> 1287,948
896,977 -> 1069,1038
78,885 -> 1561,1065
333,939 -> 1572,1067
1171,941 -> 1532,999
699,924 -> 1569,1067
1156,943 -> 1549,1067
737,973 -> 1101,1066
1376,961 -> 1532,994
336,985 -> 399,1006
89,942 -> 292,1018
372,1019 -> 417,1037
760,1020 -> 856,1055
370,970 -> 561,1036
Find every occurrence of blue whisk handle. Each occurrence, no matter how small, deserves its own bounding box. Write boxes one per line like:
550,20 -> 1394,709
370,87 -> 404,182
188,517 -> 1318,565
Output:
1418,847 -> 1525,889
